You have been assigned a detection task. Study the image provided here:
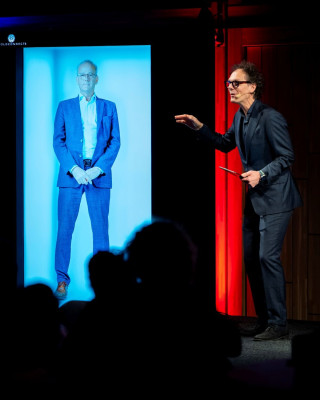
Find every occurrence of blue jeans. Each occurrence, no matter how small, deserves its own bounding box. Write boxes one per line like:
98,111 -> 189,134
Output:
55,183 -> 110,285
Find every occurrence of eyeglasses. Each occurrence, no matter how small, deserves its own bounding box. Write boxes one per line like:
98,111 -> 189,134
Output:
225,80 -> 251,89
77,73 -> 97,80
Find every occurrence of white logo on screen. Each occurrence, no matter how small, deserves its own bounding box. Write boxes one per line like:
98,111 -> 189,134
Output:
8,34 -> 15,43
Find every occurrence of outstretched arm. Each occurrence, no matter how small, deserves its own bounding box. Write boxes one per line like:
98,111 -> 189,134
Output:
175,113 -> 237,153
174,114 -> 204,131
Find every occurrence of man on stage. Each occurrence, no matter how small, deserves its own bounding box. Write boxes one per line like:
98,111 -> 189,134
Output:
175,60 -> 302,340
53,60 -> 120,300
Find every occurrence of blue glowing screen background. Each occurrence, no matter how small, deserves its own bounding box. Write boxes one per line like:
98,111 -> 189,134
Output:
23,45 -> 152,302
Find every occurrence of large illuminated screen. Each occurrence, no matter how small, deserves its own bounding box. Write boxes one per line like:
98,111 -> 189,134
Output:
23,45 -> 151,302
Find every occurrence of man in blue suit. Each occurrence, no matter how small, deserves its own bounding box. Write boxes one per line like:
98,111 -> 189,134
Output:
53,60 -> 120,299
175,60 -> 302,340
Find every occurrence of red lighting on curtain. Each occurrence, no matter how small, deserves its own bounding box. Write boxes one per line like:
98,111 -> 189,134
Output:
214,46 -> 243,316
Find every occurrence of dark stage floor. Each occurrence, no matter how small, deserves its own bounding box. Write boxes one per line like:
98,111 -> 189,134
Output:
227,316 -> 320,392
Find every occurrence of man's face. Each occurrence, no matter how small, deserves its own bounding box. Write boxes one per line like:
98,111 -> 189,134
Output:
226,68 -> 256,105
77,62 -> 98,97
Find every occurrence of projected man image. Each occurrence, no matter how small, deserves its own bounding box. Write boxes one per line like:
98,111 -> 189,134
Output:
53,59 -> 120,300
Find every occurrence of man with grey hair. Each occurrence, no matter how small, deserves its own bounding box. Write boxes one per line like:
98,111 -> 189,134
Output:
53,60 -> 120,300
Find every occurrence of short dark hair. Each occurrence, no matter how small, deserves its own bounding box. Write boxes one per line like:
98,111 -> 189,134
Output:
231,60 -> 264,100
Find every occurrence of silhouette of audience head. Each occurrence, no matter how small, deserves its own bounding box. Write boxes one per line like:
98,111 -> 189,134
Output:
124,218 -> 198,310
88,250 -> 134,308
10,284 -> 60,366
5,283 -> 61,392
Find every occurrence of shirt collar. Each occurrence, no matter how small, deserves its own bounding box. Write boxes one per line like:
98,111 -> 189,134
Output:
240,99 -> 256,120
79,93 -> 96,104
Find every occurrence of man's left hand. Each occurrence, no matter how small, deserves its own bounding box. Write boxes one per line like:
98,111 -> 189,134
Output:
85,167 -> 101,182
241,170 -> 261,188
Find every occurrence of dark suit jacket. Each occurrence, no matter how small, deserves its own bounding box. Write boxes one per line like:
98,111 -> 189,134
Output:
198,100 -> 302,215
53,95 -> 120,189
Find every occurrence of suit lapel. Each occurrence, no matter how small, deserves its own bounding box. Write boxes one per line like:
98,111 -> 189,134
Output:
244,101 -> 262,161
96,96 -> 104,128
72,96 -> 83,134
92,96 -> 104,163
235,110 -> 246,160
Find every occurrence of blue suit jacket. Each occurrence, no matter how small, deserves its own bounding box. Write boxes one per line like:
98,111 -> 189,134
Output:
198,100 -> 302,215
53,95 -> 120,188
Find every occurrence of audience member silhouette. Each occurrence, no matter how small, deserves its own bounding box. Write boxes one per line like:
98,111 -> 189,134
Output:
57,250 -> 135,396
57,219 -> 241,396
4,284 -> 62,394
124,218 -> 198,313
291,327 -> 320,395
57,251 -> 130,335
123,218 -> 242,396
6,219 -> 320,396
6,219 -> 241,396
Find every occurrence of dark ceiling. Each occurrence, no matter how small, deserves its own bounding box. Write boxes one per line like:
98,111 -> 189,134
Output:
1,1 -> 210,17
0,1 -> 316,36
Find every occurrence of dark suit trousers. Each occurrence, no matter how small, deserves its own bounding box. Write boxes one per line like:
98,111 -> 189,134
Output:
243,197 -> 292,327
